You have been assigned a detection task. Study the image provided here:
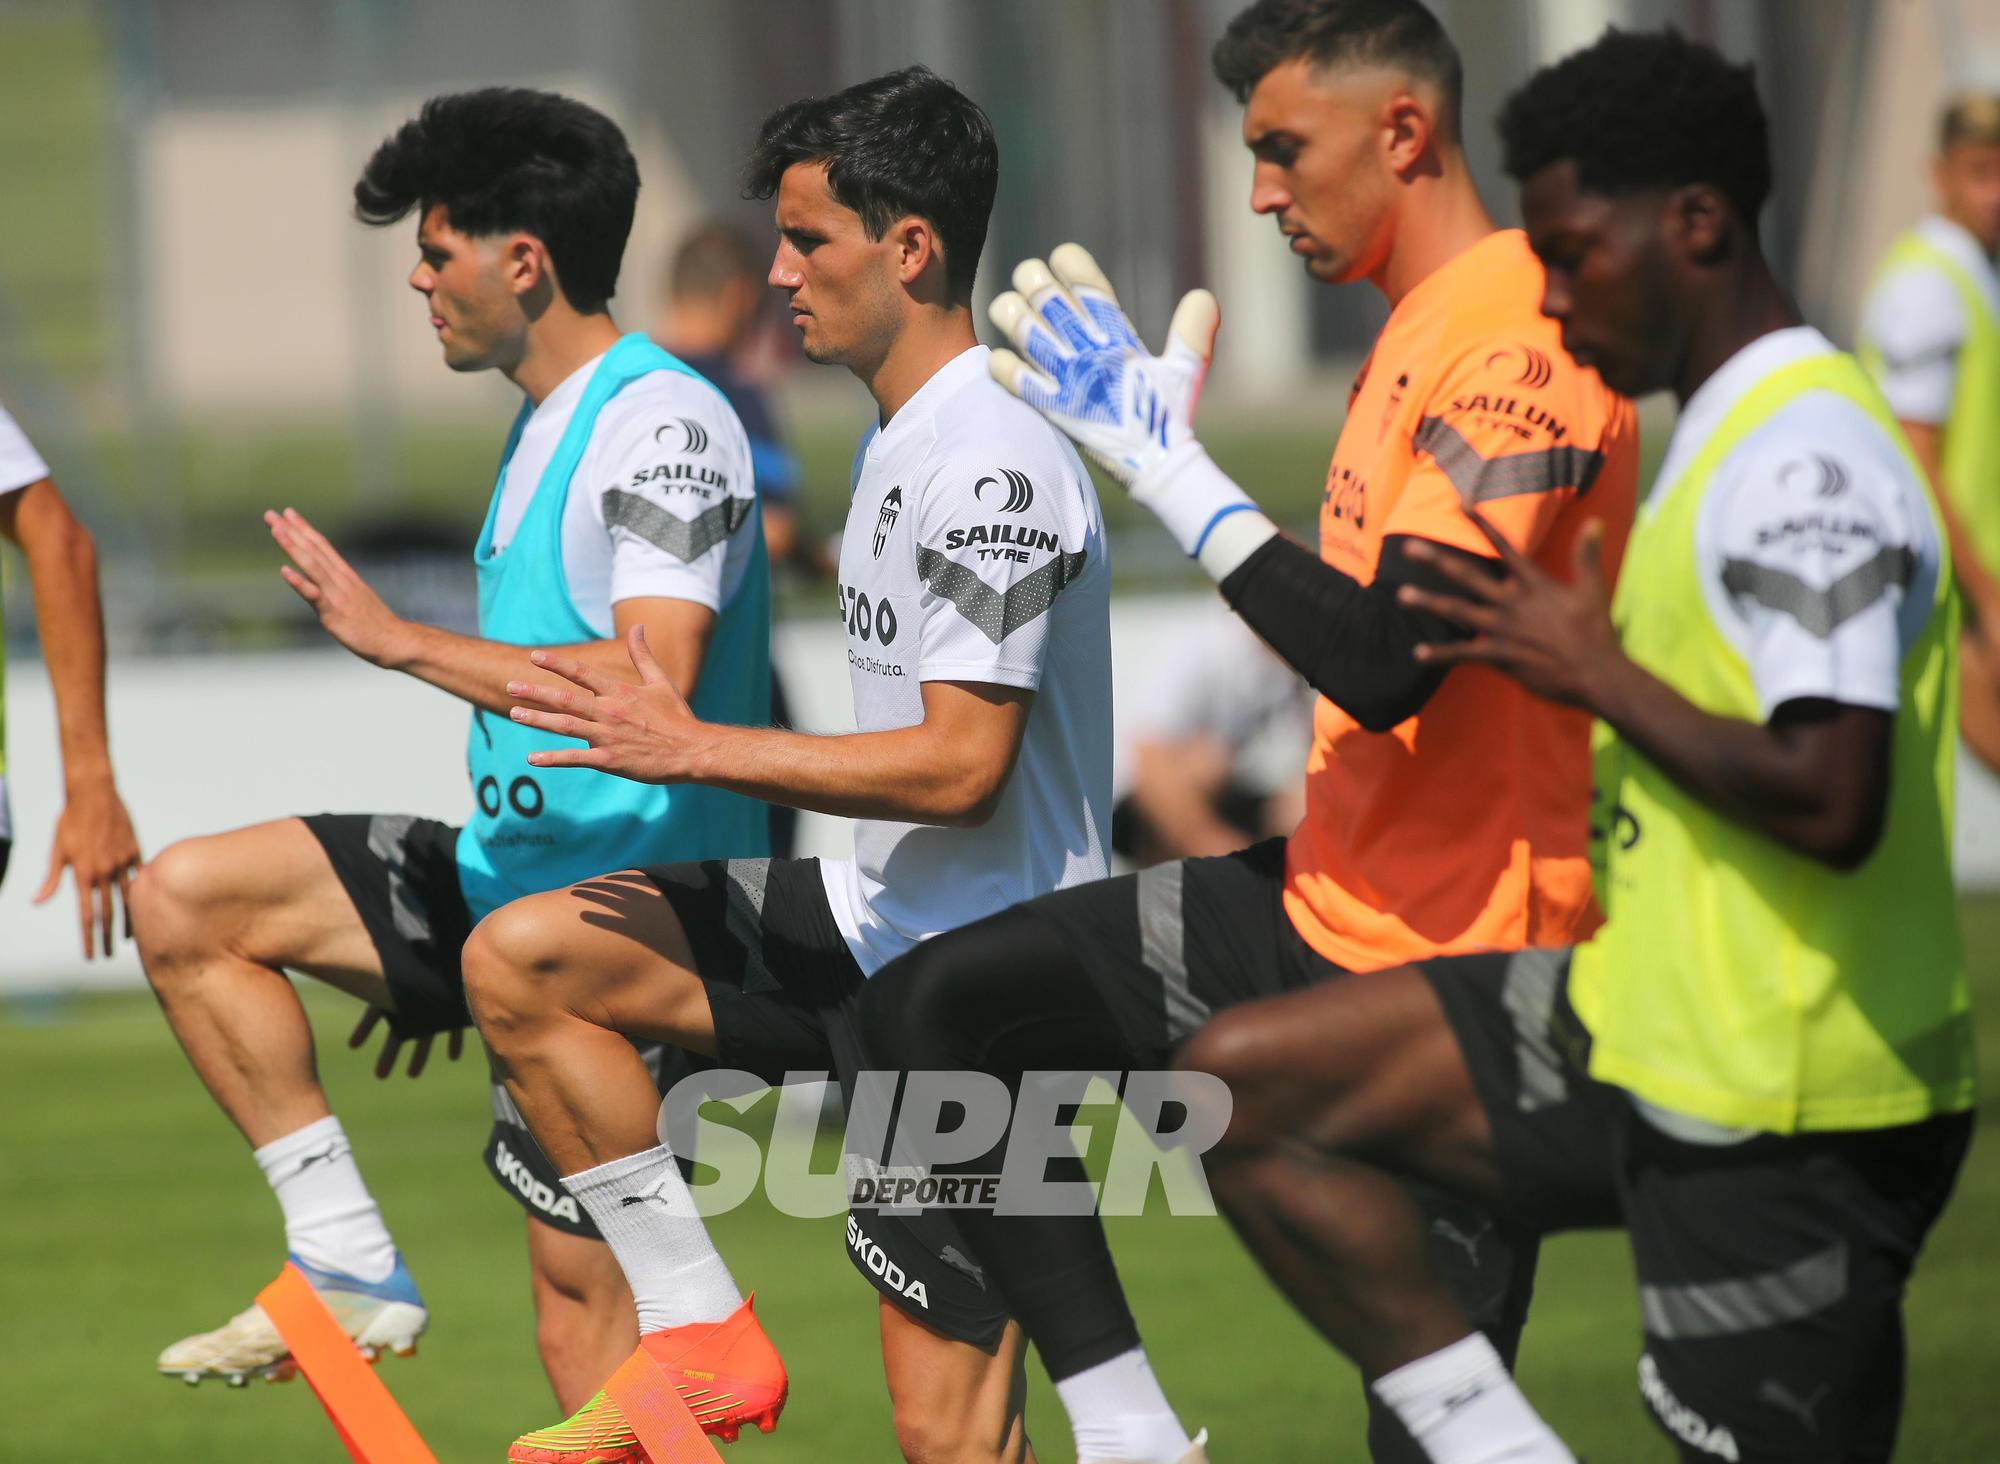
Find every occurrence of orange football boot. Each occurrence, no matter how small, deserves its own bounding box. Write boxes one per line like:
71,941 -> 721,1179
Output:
509,1295 -> 787,1461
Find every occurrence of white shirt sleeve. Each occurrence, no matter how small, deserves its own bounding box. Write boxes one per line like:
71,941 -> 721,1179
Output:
582,377 -> 758,614
0,400 -> 51,497
1697,399 -> 1942,718
912,443 -> 1096,691
1861,266 -> 1966,425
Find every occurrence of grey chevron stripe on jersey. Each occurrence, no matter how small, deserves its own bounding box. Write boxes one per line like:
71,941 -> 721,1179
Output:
1412,416 -> 1607,503
1720,545 -> 1915,638
603,489 -> 751,563
915,546 -> 1088,644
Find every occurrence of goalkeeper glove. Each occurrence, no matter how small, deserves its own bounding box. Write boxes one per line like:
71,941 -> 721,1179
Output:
986,243 -> 1275,577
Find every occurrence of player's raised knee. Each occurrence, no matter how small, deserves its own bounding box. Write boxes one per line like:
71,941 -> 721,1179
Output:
1174,1006 -> 1293,1153
128,836 -> 232,968
461,893 -> 580,1029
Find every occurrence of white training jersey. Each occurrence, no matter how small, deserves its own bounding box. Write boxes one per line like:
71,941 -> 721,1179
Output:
1859,214 -> 2000,426
0,397 -> 49,842
819,345 -> 1113,975
0,399 -> 50,498
1650,326 -> 1944,721
490,350 -> 759,636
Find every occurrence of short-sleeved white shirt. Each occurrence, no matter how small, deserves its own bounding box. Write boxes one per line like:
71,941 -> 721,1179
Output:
1860,215 -> 2000,426
0,400 -> 50,499
490,354 -> 759,636
819,346 -> 1113,975
0,398 -> 49,841
1648,327 -> 1944,721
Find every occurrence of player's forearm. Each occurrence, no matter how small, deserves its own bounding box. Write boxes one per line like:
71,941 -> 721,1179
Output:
1219,534 -> 1497,732
1586,655 -> 1884,867
385,621 -> 640,716
683,721 -> 1005,826
19,497 -> 116,789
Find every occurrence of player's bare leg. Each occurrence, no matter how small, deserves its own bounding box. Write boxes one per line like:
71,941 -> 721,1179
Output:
1178,967 -> 1494,1375
132,816 -> 426,1384
464,870 -> 719,1167
467,871 -> 786,1453
1179,968 -> 1573,1462
878,1301 -> 1035,1464
132,816 -> 391,1144
527,1218 -> 640,1414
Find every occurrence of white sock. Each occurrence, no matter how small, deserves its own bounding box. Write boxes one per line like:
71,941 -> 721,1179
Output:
563,1144 -> 743,1333
1371,1334 -> 1577,1464
1056,1347 -> 1194,1463
253,1115 -> 398,1284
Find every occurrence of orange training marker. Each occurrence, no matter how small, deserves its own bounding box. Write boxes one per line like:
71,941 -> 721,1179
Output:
255,1264 -> 440,1464
603,1348 -> 726,1464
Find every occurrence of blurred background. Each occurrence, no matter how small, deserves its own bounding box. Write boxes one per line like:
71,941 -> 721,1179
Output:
5,0 -> 1998,985
3,2 -> 1998,1459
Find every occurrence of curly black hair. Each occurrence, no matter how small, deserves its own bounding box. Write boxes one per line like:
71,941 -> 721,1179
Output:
1211,0 -> 1461,144
745,66 -> 998,306
1497,28 -> 1770,231
354,88 -> 638,314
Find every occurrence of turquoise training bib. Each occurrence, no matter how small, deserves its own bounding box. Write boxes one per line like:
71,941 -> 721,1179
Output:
456,333 -> 771,920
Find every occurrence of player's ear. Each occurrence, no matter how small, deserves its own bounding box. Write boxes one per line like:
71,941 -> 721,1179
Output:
1668,183 -> 1731,265
894,215 -> 940,291
1382,91 -> 1437,179
501,233 -> 546,298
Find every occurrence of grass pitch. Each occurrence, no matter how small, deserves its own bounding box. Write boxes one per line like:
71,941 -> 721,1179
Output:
4,897 -> 1995,1460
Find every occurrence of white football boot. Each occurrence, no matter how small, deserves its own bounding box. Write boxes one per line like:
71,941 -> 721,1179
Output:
157,1252 -> 427,1387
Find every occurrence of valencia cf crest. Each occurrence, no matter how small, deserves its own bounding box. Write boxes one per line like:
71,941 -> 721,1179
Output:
873,486 -> 903,558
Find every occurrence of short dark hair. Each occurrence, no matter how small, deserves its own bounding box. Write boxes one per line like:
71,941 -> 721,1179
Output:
1212,0 -> 1463,144
1941,92 -> 2000,151
744,66 -> 998,304
1497,28 -> 1771,231
670,220 -> 763,301
354,87 -> 638,314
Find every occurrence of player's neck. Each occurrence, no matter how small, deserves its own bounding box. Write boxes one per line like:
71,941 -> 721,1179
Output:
1940,201 -> 1999,260
508,309 -> 626,407
863,306 -> 979,424
1372,164 -> 1495,307
1672,258 -> 1801,407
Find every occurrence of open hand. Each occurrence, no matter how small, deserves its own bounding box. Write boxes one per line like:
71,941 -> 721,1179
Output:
986,243 -> 1218,490
507,624 -> 708,784
268,508 -> 407,666
35,776 -> 140,959
348,1006 -> 465,1079
1397,513 -> 1625,711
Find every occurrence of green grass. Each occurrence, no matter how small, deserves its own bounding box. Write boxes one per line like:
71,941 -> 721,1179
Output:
2,897 -> 1995,1460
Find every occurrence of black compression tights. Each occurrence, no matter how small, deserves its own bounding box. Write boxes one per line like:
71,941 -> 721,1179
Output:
858,902 -> 1145,1381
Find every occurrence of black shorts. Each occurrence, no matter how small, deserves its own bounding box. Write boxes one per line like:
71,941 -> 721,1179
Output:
1425,948 -> 1974,1463
0,836 -> 10,889
302,812 -> 681,1240
983,840 -> 1541,1372
641,855 -> 1013,1347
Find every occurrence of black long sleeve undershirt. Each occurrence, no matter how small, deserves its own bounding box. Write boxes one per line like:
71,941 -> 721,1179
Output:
1217,531 -> 1506,732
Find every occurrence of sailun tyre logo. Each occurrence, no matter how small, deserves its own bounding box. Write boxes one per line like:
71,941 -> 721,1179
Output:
1778,454 -> 1850,500
656,417 -> 709,454
1486,346 -> 1554,390
974,468 -> 1036,513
